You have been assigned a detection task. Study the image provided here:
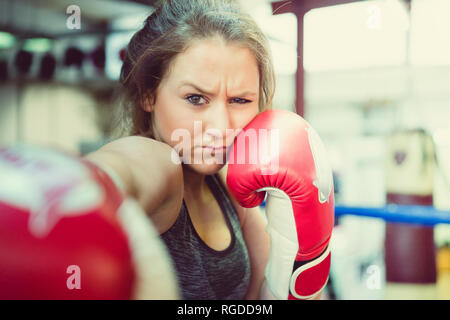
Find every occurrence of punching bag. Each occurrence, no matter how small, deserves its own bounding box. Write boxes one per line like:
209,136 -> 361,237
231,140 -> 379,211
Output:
384,129 -> 437,298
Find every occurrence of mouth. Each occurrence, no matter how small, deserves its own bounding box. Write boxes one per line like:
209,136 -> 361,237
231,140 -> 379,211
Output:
202,146 -> 228,151
199,145 -> 231,157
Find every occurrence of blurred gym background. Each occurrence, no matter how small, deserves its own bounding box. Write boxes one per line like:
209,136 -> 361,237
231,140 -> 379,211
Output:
0,0 -> 449,299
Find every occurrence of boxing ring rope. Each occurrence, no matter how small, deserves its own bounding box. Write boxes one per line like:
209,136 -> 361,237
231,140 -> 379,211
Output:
260,201 -> 450,225
334,204 -> 450,226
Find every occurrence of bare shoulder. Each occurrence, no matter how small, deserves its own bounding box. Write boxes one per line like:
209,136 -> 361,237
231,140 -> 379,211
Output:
92,136 -> 177,165
85,136 -> 183,234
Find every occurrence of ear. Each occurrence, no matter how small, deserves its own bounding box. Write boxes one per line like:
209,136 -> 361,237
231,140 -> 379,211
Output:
141,94 -> 154,113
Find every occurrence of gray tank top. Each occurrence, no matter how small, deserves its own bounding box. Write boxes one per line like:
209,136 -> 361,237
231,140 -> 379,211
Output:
160,174 -> 251,300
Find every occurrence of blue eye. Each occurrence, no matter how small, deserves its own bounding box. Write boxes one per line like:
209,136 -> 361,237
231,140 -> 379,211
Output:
186,94 -> 206,106
231,98 -> 251,104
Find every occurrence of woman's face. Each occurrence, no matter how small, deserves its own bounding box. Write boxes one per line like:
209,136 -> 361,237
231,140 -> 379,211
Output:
146,37 -> 260,175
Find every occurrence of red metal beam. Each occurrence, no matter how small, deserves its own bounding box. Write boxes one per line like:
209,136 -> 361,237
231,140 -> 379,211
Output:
272,0 -> 297,15
301,0 -> 367,11
272,0 -> 367,14
271,1 -> 306,116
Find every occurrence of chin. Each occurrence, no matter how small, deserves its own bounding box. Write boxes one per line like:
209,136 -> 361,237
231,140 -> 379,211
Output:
182,161 -> 226,176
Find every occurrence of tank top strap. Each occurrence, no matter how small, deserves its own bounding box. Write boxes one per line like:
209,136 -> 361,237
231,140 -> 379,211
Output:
205,174 -> 239,220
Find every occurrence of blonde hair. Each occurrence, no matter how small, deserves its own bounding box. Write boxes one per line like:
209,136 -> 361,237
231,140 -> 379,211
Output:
119,0 -> 276,137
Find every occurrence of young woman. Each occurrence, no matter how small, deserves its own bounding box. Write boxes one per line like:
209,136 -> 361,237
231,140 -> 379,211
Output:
86,0 -> 274,299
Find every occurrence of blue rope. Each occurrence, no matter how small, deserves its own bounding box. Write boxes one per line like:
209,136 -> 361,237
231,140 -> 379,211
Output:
335,204 -> 450,225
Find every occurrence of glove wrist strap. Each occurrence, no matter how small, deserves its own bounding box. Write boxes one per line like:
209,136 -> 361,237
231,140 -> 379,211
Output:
289,245 -> 331,300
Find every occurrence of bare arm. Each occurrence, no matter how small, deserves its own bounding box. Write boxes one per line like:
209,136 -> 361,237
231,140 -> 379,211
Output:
240,206 -> 270,300
84,136 -> 184,234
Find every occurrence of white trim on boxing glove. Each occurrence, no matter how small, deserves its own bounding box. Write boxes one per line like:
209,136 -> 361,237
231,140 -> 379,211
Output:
257,186 -> 331,300
257,187 -> 298,300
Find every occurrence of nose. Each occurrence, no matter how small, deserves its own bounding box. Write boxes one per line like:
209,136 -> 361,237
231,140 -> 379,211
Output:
203,102 -> 235,147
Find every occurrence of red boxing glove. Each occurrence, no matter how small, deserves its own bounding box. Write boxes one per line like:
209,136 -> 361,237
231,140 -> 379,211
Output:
0,145 -> 178,299
227,109 -> 334,300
